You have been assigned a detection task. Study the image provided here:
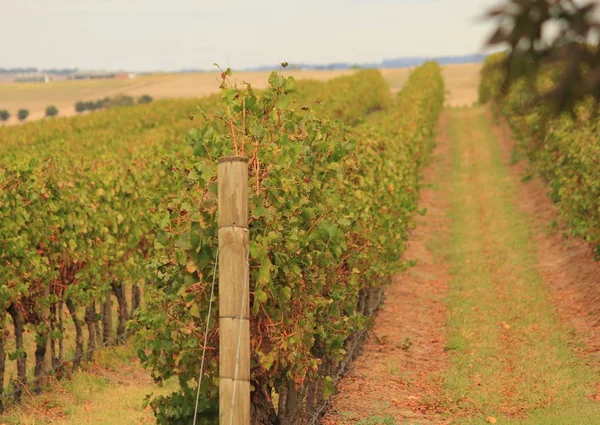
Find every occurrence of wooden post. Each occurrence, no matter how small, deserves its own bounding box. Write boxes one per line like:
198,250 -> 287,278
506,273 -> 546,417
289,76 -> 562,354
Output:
218,156 -> 250,425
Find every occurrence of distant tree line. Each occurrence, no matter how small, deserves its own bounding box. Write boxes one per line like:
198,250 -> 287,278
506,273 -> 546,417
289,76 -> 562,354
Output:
0,95 -> 152,125
17,109 -> 29,121
41,68 -> 78,75
0,67 -> 77,75
0,67 -> 37,74
75,94 -> 153,113
0,109 -> 28,123
46,105 -> 59,117
0,105 -> 62,124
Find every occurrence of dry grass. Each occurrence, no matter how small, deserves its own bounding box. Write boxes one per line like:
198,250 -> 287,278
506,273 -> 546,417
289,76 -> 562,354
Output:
383,64 -> 481,103
0,343 -> 176,425
442,63 -> 482,107
380,68 -> 413,92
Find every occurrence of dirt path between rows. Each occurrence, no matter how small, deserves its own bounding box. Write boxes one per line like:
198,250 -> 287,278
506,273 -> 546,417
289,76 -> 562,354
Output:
321,114 -> 454,425
324,107 -> 600,424
490,110 -> 600,363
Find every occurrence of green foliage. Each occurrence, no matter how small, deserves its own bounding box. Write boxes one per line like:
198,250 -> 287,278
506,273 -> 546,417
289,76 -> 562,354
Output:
17,109 -> 29,121
0,65 -> 443,422
92,99 -> 107,110
483,0 -> 600,113
73,94 -> 137,114
293,69 -> 392,125
138,95 -> 153,104
75,101 -> 87,113
45,105 -> 59,117
135,64 -> 443,424
0,95 -> 212,406
0,110 -> 9,122
478,53 -> 506,104
481,54 -> 600,258
109,94 -> 135,108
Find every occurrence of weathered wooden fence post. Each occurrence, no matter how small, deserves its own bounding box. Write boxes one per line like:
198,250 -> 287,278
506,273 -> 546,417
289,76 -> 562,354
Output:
218,156 -> 250,425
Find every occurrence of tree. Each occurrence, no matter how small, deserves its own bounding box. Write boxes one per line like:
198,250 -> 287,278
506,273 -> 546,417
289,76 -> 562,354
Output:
75,101 -> 87,113
0,110 -> 9,123
93,98 -> 109,110
484,0 -> 600,113
45,105 -> 59,117
138,94 -> 153,104
17,109 -> 29,122
109,94 -> 135,108
99,97 -> 111,109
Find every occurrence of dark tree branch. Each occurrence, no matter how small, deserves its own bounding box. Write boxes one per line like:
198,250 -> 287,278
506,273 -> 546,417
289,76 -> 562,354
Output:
484,0 -> 600,113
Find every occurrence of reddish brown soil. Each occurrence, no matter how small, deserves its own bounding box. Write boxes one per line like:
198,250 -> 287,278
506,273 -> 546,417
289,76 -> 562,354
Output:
490,110 -> 600,363
321,114 -> 453,425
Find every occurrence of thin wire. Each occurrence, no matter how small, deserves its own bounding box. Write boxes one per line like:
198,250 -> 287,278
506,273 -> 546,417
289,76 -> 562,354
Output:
228,243 -> 250,425
192,248 -> 219,425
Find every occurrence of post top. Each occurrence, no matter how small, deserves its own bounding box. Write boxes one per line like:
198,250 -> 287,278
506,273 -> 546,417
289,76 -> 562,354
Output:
218,156 -> 249,164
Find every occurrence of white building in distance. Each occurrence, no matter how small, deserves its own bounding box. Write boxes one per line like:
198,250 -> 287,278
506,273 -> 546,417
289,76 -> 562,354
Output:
14,73 -> 51,83
68,70 -> 137,80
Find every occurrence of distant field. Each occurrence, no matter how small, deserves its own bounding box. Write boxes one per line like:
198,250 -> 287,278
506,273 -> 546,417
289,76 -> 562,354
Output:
384,63 -> 482,105
442,62 -> 482,106
0,64 -> 481,125
0,70 -> 355,124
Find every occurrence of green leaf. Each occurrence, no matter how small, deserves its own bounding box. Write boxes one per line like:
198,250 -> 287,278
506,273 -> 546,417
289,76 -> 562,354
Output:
276,97 -> 292,109
257,258 -> 272,285
222,88 -> 238,103
189,303 -> 201,318
254,290 -> 268,303
156,231 -> 169,247
280,286 -> 292,302
323,376 -> 335,399
284,76 -> 296,92
268,72 -> 285,88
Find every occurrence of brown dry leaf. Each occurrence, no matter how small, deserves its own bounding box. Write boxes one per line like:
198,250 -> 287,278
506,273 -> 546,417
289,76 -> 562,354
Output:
486,417 -> 497,424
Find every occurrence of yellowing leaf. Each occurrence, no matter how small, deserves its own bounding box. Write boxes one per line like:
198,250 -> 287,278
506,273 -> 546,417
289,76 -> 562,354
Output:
189,303 -> 201,319
486,417 -> 497,424
257,258 -> 272,285
255,290 -> 268,303
185,260 -> 197,273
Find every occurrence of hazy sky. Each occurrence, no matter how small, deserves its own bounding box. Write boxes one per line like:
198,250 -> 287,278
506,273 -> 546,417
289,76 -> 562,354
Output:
1,0 -> 499,71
